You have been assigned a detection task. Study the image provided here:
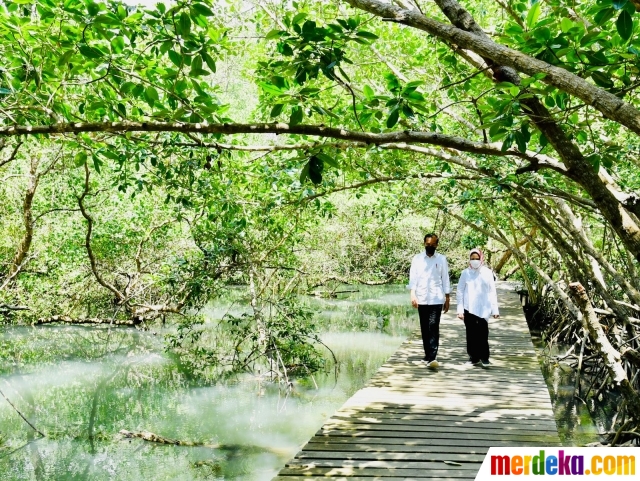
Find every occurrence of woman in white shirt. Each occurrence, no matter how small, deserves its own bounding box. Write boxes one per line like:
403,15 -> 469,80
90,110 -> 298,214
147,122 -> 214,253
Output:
456,248 -> 499,367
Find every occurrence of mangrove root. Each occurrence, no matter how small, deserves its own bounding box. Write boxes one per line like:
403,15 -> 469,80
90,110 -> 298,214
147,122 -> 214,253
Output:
568,282 -> 640,421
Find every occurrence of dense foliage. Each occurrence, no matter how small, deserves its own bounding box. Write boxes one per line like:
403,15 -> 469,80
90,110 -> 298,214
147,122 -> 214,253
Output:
2,0 -> 640,441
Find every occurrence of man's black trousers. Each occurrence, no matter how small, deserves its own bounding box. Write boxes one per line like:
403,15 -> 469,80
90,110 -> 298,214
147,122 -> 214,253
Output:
463,309 -> 490,362
418,304 -> 442,362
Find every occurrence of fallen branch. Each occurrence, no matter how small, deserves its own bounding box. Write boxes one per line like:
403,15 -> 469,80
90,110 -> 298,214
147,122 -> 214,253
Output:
0,304 -> 30,313
0,387 -> 45,437
35,316 -> 140,326
119,430 -> 208,446
118,429 -> 288,455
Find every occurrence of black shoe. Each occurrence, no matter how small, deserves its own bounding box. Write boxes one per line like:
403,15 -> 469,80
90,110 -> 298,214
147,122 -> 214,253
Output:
465,359 -> 482,366
481,359 -> 491,367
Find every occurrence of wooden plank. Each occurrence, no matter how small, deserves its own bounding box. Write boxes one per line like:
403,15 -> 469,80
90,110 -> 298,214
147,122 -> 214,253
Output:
274,290 -> 560,480
278,467 -> 475,478
273,474 -> 475,481
323,419 -> 559,434
315,430 -> 560,443
301,442 -> 491,454
325,415 -> 558,431
304,436 -> 556,447
335,406 -> 553,416
294,451 -> 486,462
286,459 -> 481,470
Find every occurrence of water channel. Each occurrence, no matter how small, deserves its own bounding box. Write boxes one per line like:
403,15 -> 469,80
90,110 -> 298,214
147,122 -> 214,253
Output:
0,285 -> 600,480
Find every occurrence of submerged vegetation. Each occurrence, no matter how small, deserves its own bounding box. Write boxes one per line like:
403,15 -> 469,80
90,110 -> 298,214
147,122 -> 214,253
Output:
1,0 -> 640,452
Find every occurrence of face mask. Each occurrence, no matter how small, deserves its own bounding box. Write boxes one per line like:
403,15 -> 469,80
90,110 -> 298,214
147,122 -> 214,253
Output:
425,246 -> 436,256
470,259 -> 481,269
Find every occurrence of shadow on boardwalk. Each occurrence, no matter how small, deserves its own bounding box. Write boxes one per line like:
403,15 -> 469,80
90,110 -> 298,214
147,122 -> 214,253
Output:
274,288 -> 560,480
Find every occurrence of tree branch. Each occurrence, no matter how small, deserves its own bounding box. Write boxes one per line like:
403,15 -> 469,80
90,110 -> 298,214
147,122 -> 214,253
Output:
77,163 -> 124,302
345,0 -> 640,136
0,121 -> 547,160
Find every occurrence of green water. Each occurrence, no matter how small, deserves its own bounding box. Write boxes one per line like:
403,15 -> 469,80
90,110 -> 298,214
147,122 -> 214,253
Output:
0,285 -> 411,481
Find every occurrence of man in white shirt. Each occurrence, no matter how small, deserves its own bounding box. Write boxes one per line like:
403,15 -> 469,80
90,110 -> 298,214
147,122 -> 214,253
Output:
408,233 -> 451,368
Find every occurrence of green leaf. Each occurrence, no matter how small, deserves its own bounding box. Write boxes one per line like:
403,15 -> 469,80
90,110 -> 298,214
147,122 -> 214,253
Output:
78,44 -> 102,59
290,105 -> 303,125
591,71 -> 614,88
145,86 -> 159,105
316,153 -> 339,169
533,27 -> 551,42
94,13 -> 120,25
180,11 -> 192,37
311,105 -> 338,119
501,133 -> 514,151
309,155 -> 323,184
300,162 -> 310,184
93,154 -> 102,174
189,55 -> 204,76
58,50 -> 74,66
405,91 -> 425,101
110,36 -> 125,53
514,131 -> 527,153
386,108 -> 399,128
526,3 -> 541,29
587,153 -> 601,171
402,104 -> 415,118
168,49 -> 182,67
308,169 -> 322,185
265,29 -> 285,40
356,30 -> 378,40
292,12 -> 307,24
87,1 -> 100,16
594,8 -> 615,26
616,11 -> 633,41
505,24 -> 524,35
363,85 -> 375,99
191,3 -> 214,16
560,18 -> 573,33
270,103 -> 284,117
74,151 -> 87,167
201,52 -> 216,73
259,82 -> 283,96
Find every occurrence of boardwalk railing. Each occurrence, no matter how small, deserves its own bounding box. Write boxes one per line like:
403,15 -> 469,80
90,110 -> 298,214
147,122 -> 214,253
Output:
274,287 -> 560,480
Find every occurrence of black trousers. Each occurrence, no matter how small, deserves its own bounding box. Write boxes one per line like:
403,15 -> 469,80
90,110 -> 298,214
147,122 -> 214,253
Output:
418,304 -> 442,362
464,309 -> 490,362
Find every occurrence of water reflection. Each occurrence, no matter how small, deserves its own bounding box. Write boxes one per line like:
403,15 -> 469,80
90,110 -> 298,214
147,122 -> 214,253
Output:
0,286 -> 407,480
531,334 -> 601,446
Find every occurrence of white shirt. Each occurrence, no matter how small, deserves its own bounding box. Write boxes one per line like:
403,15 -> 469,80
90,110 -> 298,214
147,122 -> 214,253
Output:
408,252 -> 451,305
456,265 -> 499,320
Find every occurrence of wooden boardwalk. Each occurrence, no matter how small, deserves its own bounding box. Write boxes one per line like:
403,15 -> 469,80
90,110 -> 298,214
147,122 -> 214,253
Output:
274,287 -> 560,480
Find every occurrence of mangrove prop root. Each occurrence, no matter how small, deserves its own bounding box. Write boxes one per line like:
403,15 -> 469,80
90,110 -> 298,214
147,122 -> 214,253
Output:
568,282 -> 640,421
622,348 -> 640,369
